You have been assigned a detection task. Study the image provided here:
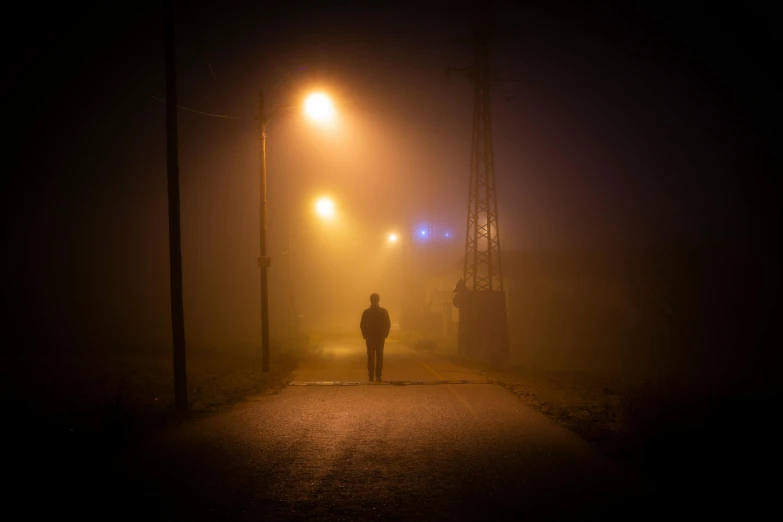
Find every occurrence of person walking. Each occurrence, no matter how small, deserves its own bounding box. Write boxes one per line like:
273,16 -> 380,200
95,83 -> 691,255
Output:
360,293 -> 391,382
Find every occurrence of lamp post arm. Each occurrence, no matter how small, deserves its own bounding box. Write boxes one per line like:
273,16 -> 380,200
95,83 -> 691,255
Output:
262,104 -> 302,126
263,97 -> 356,126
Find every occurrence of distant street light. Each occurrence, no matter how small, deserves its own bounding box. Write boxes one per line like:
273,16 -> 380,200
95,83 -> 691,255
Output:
388,233 -> 399,244
258,90 -> 336,372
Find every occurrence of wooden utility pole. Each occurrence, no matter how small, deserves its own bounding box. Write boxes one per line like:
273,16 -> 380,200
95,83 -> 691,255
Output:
287,223 -> 299,345
258,91 -> 271,372
163,0 -> 188,410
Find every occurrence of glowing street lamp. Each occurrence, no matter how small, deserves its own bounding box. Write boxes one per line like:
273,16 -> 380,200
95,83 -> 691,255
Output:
387,233 -> 399,244
257,89 -> 337,373
315,197 -> 336,219
304,93 -> 335,123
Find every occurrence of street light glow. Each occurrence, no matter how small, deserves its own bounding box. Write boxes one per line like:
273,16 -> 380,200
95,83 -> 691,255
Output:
388,233 -> 398,244
304,93 -> 335,123
315,197 -> 336,219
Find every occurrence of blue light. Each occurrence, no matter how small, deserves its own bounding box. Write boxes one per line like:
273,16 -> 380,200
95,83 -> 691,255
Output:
444,232 -> 450,238
420,229 -> 427,236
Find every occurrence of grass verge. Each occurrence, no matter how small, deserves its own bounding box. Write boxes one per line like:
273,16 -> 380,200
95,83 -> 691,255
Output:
406,335 -> 638,459
408,334 -> 774,496
3,335 -> 315,450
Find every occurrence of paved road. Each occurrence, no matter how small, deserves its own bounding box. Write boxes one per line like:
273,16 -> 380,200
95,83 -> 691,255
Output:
52,338 -> 651,520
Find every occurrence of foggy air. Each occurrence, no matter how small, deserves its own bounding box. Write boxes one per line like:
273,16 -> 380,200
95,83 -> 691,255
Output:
3,1 -> 777,520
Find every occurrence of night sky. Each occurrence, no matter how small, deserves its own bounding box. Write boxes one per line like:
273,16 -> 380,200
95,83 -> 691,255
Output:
4,1 -> 778,350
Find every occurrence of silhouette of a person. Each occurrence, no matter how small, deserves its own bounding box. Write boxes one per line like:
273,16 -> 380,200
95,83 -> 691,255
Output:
360,293 -> 391,382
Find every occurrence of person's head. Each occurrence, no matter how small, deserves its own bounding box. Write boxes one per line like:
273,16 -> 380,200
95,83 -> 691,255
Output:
370,293 -> 380,307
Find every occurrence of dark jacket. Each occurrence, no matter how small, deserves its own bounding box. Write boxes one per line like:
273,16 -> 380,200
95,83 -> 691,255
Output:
360,306 -> 391,340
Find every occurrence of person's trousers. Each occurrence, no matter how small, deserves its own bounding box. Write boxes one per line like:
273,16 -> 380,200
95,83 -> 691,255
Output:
366,339 -> 385,379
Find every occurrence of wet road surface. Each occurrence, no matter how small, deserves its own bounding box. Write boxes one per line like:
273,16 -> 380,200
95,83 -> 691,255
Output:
40,338 -> 651,520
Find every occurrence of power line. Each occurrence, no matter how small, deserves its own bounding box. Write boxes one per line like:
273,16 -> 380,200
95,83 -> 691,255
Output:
199,26 -> 231,118
146,94 -> 249,120
207,59 -> 217,83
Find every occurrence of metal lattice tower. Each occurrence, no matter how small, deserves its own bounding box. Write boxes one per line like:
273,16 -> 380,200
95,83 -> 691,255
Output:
450,2 -> 510,362
463,17 -> 504,292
